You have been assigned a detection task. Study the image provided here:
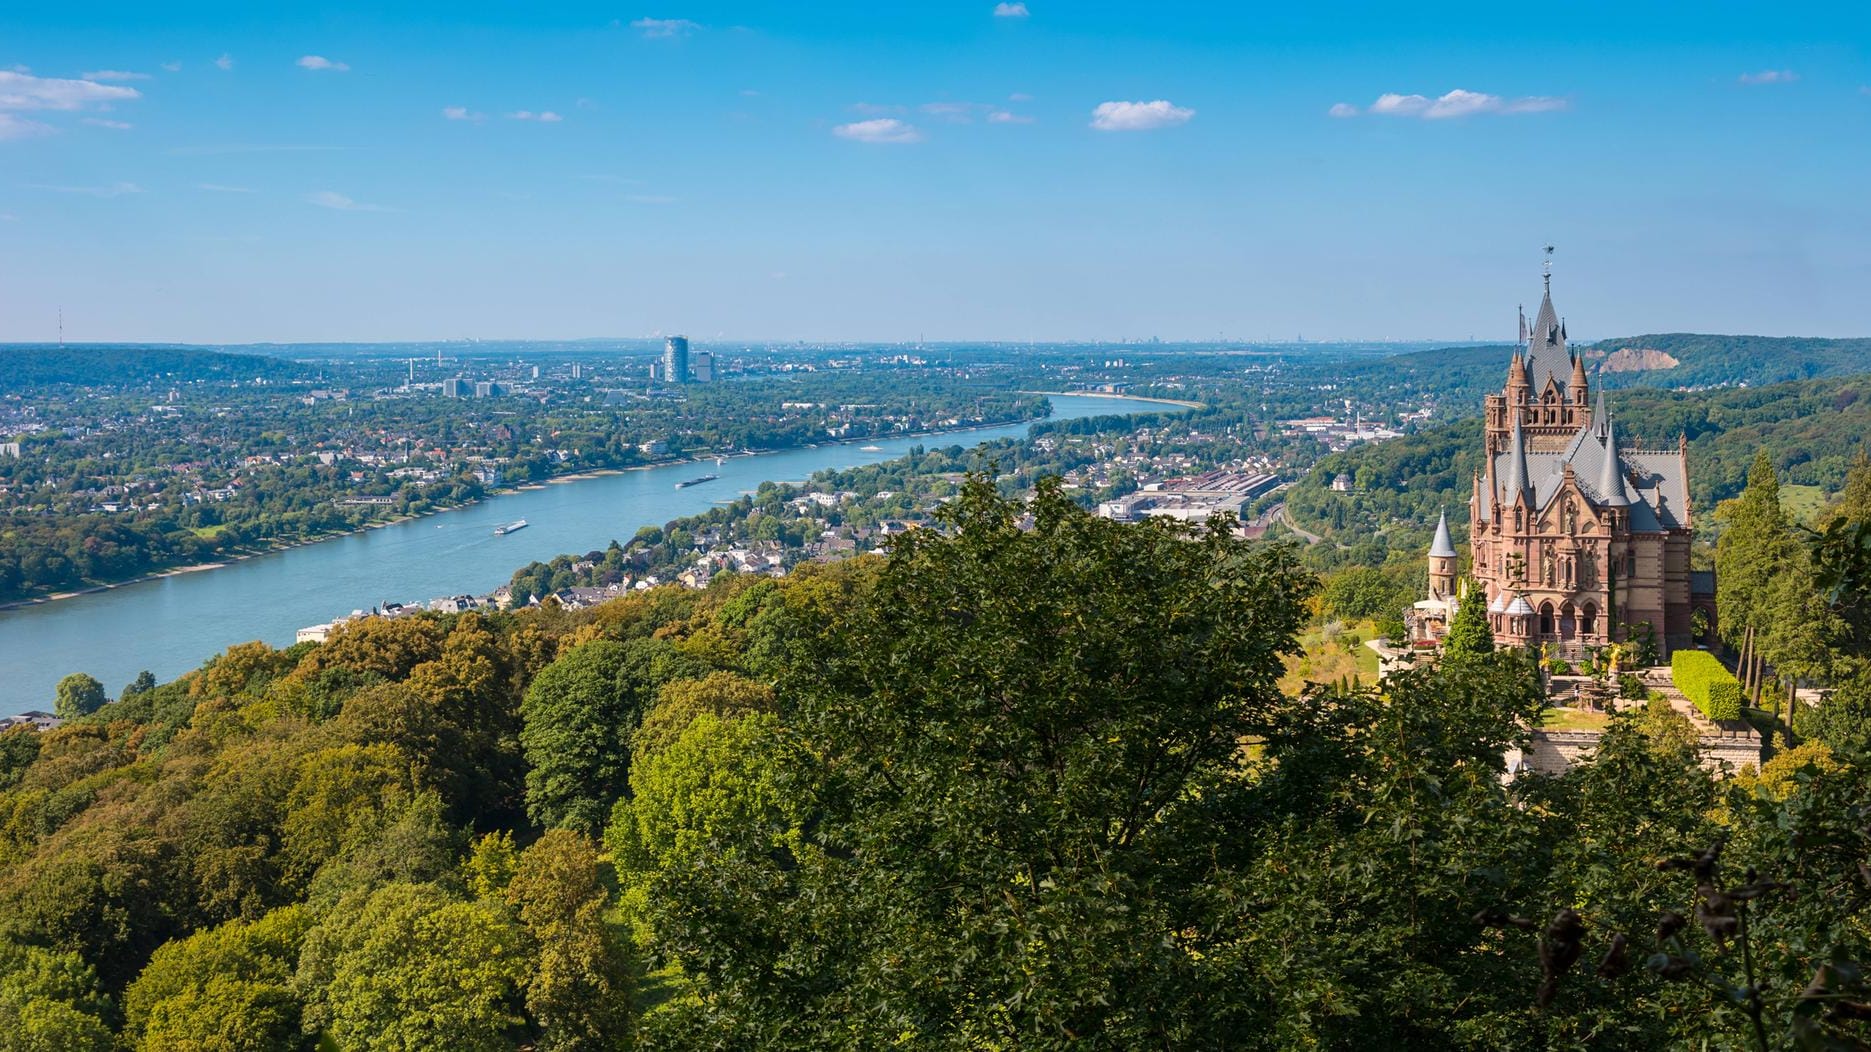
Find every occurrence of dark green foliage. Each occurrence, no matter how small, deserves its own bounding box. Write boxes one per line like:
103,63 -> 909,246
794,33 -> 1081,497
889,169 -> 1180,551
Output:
1443,579 -> 1495,659
1672,650 -> 1744,722
51,674 -> 105,721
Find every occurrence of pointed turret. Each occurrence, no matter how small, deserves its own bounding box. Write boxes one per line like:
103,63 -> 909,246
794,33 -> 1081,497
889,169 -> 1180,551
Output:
1506,350 -> 1530,401
1504,421 -> 1532,507
1570,351 -> 1589,404
1430,510 -> 1457,558
1593,388 -> 1609,436
1597,412 -> 1631,507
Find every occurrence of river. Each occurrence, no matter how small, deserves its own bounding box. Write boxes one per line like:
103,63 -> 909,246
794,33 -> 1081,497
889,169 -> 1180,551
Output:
0,395 -> 1179,714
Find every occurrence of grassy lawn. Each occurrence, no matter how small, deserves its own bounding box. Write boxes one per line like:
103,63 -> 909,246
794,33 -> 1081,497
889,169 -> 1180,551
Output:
190,523 -> 229,539
1541,706 -> 1611,732
1780,484 -> 1830,526
1282,618 -> 1381,694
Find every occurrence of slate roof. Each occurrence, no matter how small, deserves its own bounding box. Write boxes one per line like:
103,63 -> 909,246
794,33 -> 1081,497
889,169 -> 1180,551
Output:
1429,510 -> 1457,558
1525,278 -> 1572,395
1485,403 -> 1689,531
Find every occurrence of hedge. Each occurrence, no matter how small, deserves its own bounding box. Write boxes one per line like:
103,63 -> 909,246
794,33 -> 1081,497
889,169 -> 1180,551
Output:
1671,650 -> 1742,722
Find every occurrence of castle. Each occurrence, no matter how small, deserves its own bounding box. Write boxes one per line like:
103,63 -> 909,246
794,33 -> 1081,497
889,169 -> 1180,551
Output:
1411,268 -> 1711,657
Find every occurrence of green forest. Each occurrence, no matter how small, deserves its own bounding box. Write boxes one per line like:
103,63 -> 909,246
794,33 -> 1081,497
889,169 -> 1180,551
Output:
4,479 -> 1870,1049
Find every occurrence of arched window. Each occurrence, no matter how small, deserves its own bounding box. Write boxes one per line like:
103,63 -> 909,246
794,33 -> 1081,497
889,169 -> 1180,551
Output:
1538,602 -> 1555,638
1582,602 -> 1598,636
1559,601 -> 1577,640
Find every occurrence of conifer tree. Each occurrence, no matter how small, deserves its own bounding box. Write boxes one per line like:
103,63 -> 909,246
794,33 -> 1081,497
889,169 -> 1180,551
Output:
1442,579 -> 1494,659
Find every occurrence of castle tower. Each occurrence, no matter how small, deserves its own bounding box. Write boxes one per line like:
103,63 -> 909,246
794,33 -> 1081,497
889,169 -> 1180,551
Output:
1428,510 -> 1457,598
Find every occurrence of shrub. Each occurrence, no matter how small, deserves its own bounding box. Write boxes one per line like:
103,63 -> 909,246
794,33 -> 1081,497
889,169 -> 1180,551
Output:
1671,650 -> 1742,722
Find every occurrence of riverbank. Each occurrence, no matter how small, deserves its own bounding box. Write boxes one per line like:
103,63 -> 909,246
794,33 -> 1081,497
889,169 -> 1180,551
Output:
0,411 -> 1053,612
1019,390 -> 1207,410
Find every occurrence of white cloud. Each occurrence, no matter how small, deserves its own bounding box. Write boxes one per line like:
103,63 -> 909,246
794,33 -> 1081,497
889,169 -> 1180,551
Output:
1327,102 -> 1360,118
442,106 -> 485,122
82,117 -> 132,130
987,110 -> 1034,124
215,54 -> 234,71
508,110 -> 564,122
630,17 -> 701,38
1365,89 -> 1567,119
1089,99 -> 1194,131
306,190 -> 393,212
1738,69 -> 1797,85
297,55 -> 350,72
833,118 -> 924,143
1369,92 -> 1430,116
1008,92 -> 1033,102
198,183 -> 256,193
82,70 -> 149,82
161,61 -> 182,73
993,2 -> 1030,16
921,101 -> 983,123
0,212 -> 14,221
0,70 -> 141,111
0,113 -> 54,140
33,181 -> 143,197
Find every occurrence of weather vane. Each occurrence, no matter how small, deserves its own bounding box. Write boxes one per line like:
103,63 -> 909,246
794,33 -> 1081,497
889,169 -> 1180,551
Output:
1543,244 -> 1555,285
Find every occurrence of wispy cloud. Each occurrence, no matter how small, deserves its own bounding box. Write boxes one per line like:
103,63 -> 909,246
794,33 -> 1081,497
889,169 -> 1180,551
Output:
161,61 -> 182,73
987,110 -> 1034,124
629,17 -> 701,38
0,70 -> 141,111
81,70 -> 149,82
833,118 -> 925,144
198,183 -> 256,193
921,101 -> 986,124
1008,92 -> 1033,102
993,2 -> 1030,17
168,144 -> 350,156
508,110 -> 563,122
297,55 -> 350,72
82,117 -> 132,130
1090,99 -> 1194,131
33,181 -> 143,197
1738,69 -> 1798,85
1340,89 -> 1568,119
0,113 -> 54,140
442,106 -> 485,122
306,190 -> 393,212
215,54 -> 234,71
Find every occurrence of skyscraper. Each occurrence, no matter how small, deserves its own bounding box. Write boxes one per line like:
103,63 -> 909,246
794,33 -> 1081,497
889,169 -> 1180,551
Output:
690,350 -> 714,382
663,336 -> 690,384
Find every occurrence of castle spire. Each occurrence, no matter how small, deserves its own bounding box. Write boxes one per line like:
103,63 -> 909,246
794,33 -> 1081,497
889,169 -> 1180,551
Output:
1597,411 -> 1632,507
1504,420 -> 1532,507
1430,510 -> 1457,558
1570,348 -> 1589,404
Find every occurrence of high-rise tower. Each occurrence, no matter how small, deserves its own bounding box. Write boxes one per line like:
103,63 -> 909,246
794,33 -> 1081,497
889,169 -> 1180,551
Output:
663,336 -> 690,384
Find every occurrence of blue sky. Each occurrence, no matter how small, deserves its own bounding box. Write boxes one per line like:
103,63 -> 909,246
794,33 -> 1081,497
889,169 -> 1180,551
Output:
2,2 -> 1867,344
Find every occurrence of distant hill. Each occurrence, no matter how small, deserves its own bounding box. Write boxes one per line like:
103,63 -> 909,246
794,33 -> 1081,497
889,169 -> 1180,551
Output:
1336,334 -> 1871,421
0,344 -> 309,391
1583,333 -> 1871,390
1283,372 -> 1871,565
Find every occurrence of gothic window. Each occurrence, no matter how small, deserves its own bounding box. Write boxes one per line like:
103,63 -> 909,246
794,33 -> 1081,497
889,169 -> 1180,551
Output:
1539,602 -> 1555,637
1582,602 -> 1598,636
1626,550 -> 1637,579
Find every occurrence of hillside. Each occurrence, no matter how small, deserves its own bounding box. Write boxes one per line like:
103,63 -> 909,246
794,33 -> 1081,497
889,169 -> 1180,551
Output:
0,345 -> 308,391
1585,333 -> 1871,390
1285,372 -> 1871,560
2,480 -> 1867,1049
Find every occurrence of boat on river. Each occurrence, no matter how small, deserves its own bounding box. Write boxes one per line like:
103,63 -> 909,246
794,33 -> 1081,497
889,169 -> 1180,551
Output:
675,474 -> 719,490
493,519 -> 528,536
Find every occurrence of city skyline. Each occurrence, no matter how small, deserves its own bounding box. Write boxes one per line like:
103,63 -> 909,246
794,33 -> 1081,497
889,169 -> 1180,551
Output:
3,1 -> 1869,343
